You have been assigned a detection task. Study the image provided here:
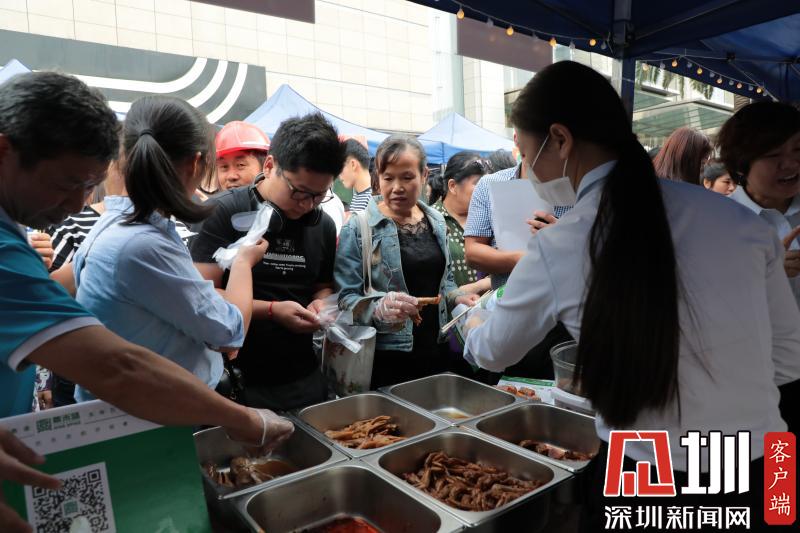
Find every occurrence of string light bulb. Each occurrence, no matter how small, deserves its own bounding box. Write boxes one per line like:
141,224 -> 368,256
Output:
748,85 -> 753,91
728,80 -> 734,86
736,82 -> 743,89
716,77 -> 723,84
569,41 -> 575,51
696,67 -> 703,75
486,18 -> 493,27
659,62 -> 665,69
589,38 -> 597,46
756,86 -> 763,94
709,71 -> 715,78
642,63 -> 650,71
600,41 -> 607,50
506,26 -> 514,36
687,61 -> 693,68
549,36 -> 557,47
456,7 -> 464,19
671,58 -> 678,67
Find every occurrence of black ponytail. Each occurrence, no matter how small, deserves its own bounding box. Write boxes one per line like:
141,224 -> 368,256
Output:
511,61 -> 679,428
123,95 -> 214,224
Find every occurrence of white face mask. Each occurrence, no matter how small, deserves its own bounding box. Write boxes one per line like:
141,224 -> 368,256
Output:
527,134 -> 577,207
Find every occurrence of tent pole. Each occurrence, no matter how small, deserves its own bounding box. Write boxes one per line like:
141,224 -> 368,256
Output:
612,58 -> 636,122
611,0 -> 635,121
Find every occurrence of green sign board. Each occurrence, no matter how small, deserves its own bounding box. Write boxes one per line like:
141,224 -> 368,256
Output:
1,400 -> 211,532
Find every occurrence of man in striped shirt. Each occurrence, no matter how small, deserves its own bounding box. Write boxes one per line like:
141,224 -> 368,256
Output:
339,139 -> 373,213
47,204 -> 102,272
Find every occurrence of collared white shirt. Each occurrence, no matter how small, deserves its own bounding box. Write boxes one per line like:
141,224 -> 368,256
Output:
466,161 -> 800,469
730,186 -> 800,309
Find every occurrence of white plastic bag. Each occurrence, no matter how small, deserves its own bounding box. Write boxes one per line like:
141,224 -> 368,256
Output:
322,325 -> 376,397
316,294 -> 376,396
212,203 -> 276,270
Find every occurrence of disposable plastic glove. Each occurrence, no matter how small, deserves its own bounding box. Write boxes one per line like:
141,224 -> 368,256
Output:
225,408 -> 295,455
373,292 -> 419,324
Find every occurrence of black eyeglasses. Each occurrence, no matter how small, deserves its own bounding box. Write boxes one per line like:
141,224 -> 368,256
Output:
277,168 -> 333,204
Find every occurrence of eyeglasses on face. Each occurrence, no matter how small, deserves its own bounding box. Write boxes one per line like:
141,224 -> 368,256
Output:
277,168 -> 333,204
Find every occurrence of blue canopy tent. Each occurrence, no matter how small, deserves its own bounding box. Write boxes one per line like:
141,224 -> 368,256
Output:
0,59 -> 31,85
407,1 -> 799,108
419,112 -> 514,165
246,84 -> 389,155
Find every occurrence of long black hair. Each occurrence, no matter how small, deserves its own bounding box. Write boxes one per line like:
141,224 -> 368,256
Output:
511,61 -> 679,428
122,95 -> 215,224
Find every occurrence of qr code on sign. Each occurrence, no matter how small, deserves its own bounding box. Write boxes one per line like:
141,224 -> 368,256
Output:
24,462 -> 116,533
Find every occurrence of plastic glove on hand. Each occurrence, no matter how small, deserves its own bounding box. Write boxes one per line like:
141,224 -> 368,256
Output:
373,292 -> 418,324
463,307 -> 491,338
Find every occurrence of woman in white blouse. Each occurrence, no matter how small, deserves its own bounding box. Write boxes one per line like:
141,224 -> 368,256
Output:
463,61 -> 800,528
719,102 -> 800,302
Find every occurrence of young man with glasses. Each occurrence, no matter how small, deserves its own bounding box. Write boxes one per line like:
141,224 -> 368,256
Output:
191,113 -> 346,410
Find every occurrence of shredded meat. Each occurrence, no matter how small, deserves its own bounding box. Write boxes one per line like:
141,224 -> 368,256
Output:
518,440 -> 596,461
203,456 -> 297,488
325,415 -> 407,449
401,451 -> 544,511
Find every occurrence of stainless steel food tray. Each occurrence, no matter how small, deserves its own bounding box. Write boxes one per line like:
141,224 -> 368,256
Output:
380,373 -> 523,424
234,461 -> 465,532
462,403 -> 600,473
297,392 -> 449,458
193,419 -> 347,502
361,428 -> 571,530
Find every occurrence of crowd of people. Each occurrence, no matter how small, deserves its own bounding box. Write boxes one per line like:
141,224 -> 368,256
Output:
1,60 -> 799,531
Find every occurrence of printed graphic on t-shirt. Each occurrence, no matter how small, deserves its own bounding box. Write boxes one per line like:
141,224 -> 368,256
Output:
262,236 -> 307,275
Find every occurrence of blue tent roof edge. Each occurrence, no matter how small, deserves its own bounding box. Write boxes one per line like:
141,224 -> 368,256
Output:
245,84 -> 389,154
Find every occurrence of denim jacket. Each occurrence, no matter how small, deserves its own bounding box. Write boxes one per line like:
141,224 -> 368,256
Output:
334,196 -> 460,351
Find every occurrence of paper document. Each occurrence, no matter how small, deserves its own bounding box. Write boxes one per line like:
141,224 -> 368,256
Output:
488,180 -> 551,251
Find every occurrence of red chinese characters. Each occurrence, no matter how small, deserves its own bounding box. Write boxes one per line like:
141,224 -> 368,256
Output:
764,432 -> 796,526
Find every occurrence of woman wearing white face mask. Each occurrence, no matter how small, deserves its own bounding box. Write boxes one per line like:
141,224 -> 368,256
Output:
463,61 -> 800,528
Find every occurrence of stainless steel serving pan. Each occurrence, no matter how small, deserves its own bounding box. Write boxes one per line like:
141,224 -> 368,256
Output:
235,461 -> 465,532
381,373 -> 522,425
362,428 -> 571,531
297,392 -> 449,458
463,403 -> 600,473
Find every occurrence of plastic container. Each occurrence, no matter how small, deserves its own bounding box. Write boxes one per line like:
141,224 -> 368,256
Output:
549,341 -> 583,396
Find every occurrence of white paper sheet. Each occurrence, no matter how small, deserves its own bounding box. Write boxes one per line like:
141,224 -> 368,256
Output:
488,179 -> 552,252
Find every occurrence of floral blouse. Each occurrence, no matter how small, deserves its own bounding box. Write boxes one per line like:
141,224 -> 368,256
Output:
432,200 -> 479,287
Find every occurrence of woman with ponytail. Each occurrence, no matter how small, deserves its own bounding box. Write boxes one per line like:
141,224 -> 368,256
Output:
463,61 -> 800,525
72,96 -> 268,401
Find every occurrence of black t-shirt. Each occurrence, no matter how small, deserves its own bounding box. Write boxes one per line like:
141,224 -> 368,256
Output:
397,217 -> 445,351
190,185 -> 336,386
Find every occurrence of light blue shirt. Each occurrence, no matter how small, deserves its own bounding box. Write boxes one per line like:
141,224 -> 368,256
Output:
463,164 -> 571,288
73,197 -> 243,400
0,207 -> 99,417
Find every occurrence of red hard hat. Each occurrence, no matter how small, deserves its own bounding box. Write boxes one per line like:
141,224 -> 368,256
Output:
216,121 -> 270,158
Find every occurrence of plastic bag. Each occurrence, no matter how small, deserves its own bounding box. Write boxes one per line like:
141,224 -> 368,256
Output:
316,293 -> 376,397
212,203 -> 277,270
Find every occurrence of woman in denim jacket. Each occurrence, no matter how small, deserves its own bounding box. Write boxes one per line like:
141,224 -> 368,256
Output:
335,135 -> 478,388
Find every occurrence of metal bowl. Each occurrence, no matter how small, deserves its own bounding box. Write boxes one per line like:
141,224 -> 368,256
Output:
362,428 -> 571,530
235,462 -> 464,532
193,420 -> 347,502
464,403 -> 600,473
297,392 -> 449,457
381,373 -> 521,424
